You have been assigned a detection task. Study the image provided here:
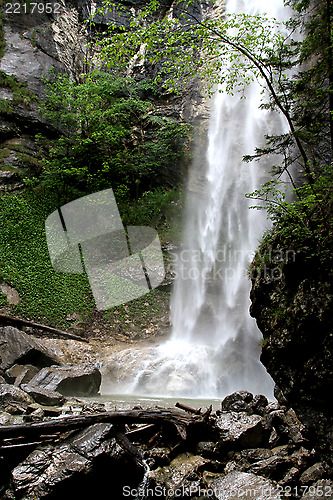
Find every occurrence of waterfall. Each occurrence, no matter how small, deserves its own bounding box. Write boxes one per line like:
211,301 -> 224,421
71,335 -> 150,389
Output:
102,0 -> 291,400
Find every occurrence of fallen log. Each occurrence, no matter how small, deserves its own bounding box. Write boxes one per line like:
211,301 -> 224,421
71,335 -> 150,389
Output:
0,313 -> 89,343
175,402 -> 201,414
0,407 -> 210,445
114,426 -> 145,467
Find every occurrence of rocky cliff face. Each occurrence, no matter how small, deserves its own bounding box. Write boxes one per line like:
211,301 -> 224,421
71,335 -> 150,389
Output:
0,0 -> 212,190
250,235 -> 333,461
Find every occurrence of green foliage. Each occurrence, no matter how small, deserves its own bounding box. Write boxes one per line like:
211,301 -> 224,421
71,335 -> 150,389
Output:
94,0 -> 332,178
0,190 -> 94,326
247,164 -> 333,255
119,187 -> 183,243
40,70 -> 190,204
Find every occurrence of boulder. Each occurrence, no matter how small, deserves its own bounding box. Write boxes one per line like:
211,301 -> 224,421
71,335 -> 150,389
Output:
0,326 -> 59,370
6,363 -> 39,386
215,411 -> 265,449
0,410 -> 17,425
240,448 -> 273,462
147,452 -> 209,497
10,423 -> 140,499
11,423 -> 114,498
248,394 -> 269,415
299,463 -> 326,484
221,391 -> 254,412
211,471 -> 283,500
265,408 -> 306,445
24,363 -> 101,397
21,384 -> 65,406
246,455 -> 292,480
0,382 -> 33,408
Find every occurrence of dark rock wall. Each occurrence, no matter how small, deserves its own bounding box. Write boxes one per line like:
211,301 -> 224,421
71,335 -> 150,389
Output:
250,238 -> 333,459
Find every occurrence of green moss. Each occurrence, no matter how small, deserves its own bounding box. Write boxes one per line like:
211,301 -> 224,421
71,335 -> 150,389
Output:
0,70 -> 36,114
0,190 -> 94,327
16,152 -> 44,170
104,288 -> 170,333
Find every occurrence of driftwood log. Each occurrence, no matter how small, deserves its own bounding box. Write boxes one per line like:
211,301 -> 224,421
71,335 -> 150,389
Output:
0,313 -> 89,343
0,407 -> 213,450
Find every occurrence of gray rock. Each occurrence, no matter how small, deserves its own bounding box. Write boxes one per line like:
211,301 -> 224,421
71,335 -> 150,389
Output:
23,407 -> 44,422
240,448 -> 273,462
265,408 -> 305,445
290,446 -> 315,470
0,410 -> 17,425
24,363 -> 101,397
280,466 -> 300,486
211,471 -> 283,500
246,455 -> 291,480
248,394 -> 269,415
0,326 -> 59,370
147,452 -> 209,497
21,384 -> 65,406
300,463 -> 326,484
0,382 -> 33,408
216,411 -> 265,449
6,363 -> 39,386
302,479 -> 333,499
222,391 -> 254,412
11,423 -> 117,499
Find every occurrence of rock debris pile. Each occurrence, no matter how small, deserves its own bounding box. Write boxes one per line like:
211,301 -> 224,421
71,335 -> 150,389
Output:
0,326 -> 332,499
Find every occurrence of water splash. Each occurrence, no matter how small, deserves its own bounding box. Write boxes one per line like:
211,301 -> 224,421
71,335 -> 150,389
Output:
103,0 -> 292,400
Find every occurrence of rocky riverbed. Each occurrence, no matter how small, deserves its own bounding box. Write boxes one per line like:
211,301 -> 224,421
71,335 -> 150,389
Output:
1,326 -> 333,499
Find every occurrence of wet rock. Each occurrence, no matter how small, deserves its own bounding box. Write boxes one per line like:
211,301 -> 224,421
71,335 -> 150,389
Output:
11,423 -> 114,498
0,326 -> 59,370
21,384 -> 65,406
26,403 -> 62,418
0,410 -> 17,425
0,382 -> 33,408
147,452 -> 209,497
265,408 -> 306,445
24,363 -> 101,397
246,455 -> 292,480
4,403 -> 26,415
215,411 -> 265,449
6,363 -> 39,386
248,395 -> 269,415
221,391 -> 254,412
279,466 -> 300,486
23,406 -> 44,422
300,463 -> 326,484
265,402 -> 281,414
240,448 -> 273,462
10,423 -> 142,499
196,441 -> 217,458
302,479 -> 333,499
146,447 -> 171,467
210,471 -> 283,500
250,239 -> 333,455
290,446 -> 315,470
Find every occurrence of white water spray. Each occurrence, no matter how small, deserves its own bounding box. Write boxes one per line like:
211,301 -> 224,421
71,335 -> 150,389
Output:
103,0 -> 292,400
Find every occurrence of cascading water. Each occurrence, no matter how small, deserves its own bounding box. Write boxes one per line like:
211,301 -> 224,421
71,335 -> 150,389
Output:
102,0 -> 291,400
